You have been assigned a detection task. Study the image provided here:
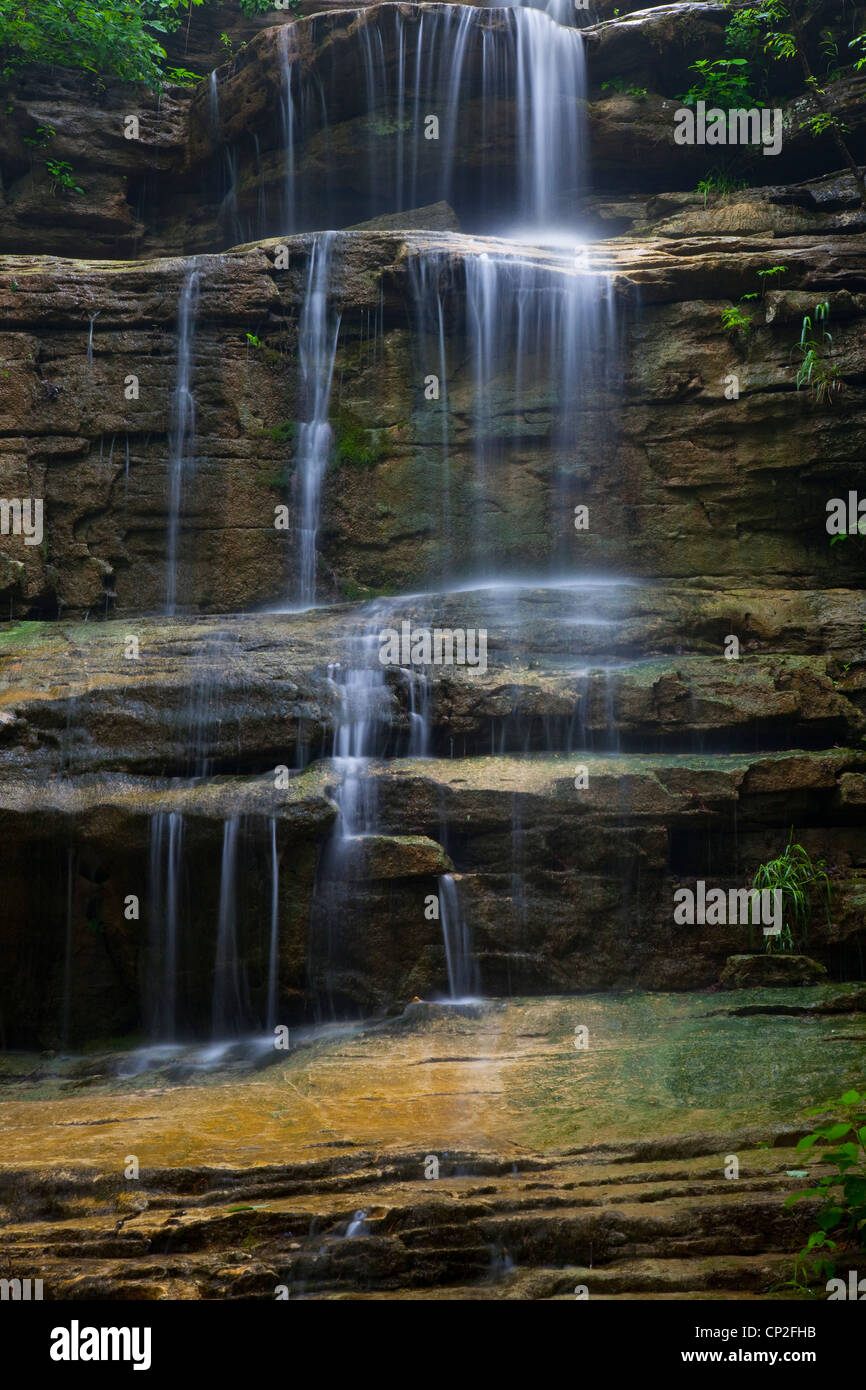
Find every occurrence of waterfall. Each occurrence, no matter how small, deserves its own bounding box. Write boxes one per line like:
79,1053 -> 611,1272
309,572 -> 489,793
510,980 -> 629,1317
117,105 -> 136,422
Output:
330,617 -> 391,838
208,70 -> 243,243
408,254 -> 451,577
143,5 -> 605,1037
211,816 -> 242,1036
271,5 -> 587,234
280,28 -> 296,232
295,233 -> 341,607
185,629 -> 243,776
346,1210 -> 369,1237
503,0 -> 590,27
143,811 -> 282,1040
406,666 -> 431,757
279,24 -> 328,235
208,71 -> 219,131
166,268 -> 200,615
438,874 -> 480,999
513,8 -> 587,229
266,818 -> 280,1031
86,311 -> 100,364
308,607 -> 393,1007
147,812 -> 184,1041
406,243 -> 615,578
576,666 -> 621,751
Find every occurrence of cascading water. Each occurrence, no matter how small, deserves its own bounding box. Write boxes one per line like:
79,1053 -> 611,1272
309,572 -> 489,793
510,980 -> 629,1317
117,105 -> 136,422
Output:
166,268 -> 200,615
438,874 -> 480,999
266,818 -> 280,1032
407,242 -> 616,579
271,5 -> 586,235
147,811 -> 184,1041
513,9 -> 587,229
143,809 -> 285,1043
346,1210 -> 369,1237
307,605 -> 395,1008
406,665 -> 431,757
408,254 -> 451,577
307,598 -> 485,1007
211,816 -> 243,1036
329,624 -> 389,821
151,2 -> 613,1033
295,235 -> 614,1005
185,629 -> 244,776
280,24 -> 328,236
502,0 -> 593,27
295,233 -> 342,608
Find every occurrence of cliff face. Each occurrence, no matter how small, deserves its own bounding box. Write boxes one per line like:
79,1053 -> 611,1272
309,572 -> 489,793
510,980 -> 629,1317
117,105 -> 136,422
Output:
2,228 -> 865,619
3,3 -> 865,260
1,1 -> 865,1048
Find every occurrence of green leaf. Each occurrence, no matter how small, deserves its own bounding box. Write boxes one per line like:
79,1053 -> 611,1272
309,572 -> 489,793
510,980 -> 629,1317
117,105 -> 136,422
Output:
824,1123 -> 855,1142
843,1177 -> 866,1205
818,1207 -> 844,1231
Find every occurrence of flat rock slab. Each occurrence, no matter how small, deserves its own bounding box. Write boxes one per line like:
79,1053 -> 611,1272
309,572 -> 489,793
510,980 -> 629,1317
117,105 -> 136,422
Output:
1,990 -> 862,1298
340,833 -> 453,879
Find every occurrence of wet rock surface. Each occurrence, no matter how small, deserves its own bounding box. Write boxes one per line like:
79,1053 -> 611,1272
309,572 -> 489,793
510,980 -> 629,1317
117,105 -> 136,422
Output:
1,991 -> 863,1298
1,0 -> 865,1302
1,742 -> 864,1044
2,3 -> 864,256
1,229 -> 865,617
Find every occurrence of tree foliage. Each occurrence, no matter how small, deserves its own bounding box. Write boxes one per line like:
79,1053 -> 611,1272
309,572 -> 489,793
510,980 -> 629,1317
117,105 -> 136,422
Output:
0,0 -> 210,88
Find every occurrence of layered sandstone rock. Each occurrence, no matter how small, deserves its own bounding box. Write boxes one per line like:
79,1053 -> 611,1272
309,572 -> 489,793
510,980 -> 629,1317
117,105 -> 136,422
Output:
1,228 -> 865,619
2,2 -> 864,258
0,2 -> 864,1054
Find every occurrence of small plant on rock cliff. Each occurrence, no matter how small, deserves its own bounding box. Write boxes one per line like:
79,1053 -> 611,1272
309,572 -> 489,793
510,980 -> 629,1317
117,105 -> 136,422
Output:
817,28 -> 844,84
165,66 -> 203,87
786,1089 -> 866,1285
795,301 -> 841,405
23,124 -> 55,149
721,303 -> 754,338
723,3 -> 777,93
333,412 -> 386,470
756,264 -> 788,293
681,58 -> 755,108
601,79 -> 648,99
697,168 -> 749,206
45,159 -> 83,196
263,421 -> 296,445
750,831 -> 830,954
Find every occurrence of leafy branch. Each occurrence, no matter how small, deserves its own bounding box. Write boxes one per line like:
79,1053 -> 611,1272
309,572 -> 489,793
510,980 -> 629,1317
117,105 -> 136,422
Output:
786,1089 -> 866,1284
